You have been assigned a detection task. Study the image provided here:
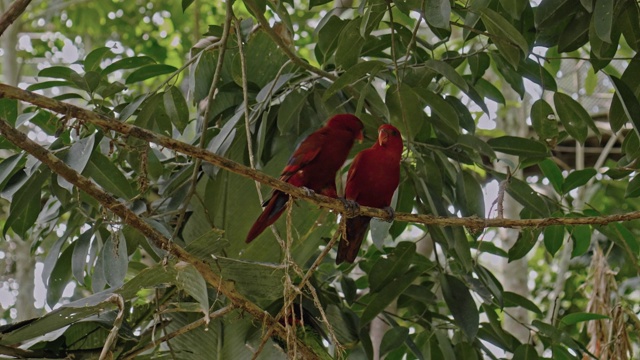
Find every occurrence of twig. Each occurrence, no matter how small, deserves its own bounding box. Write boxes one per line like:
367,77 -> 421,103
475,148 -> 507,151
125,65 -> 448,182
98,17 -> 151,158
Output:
0,115 -> 321,360
0,0 -> 32,37
99,294 -> 125,360
121,305 -> 234,359
2,83 -> 640,229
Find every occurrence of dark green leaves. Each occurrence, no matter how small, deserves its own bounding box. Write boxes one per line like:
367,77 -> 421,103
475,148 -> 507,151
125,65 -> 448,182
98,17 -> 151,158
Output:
440,274 -> 479,340
609,75 -> 640,139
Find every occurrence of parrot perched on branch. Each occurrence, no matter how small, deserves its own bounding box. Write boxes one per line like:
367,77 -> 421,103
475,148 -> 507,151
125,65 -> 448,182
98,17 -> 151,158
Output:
336,124 -> 403,264
245,114 -> 364,243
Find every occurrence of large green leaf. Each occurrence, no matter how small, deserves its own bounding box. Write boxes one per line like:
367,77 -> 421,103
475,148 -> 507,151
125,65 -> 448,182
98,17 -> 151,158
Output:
58,133 -> 95,192
163,86 -> 190,132
480,8 -> 528,67
84,152 -> 135,200
531,99 -> 558,142
335,18 -> 365,69
487,136 -> 549,157
609,75 -> 640,139
440,274 -> 479,340
593,0 -> 614,43
425,0 -> 451,29
553,92 -> 595,144
562,168 -> 597,194
369,242 -> 416,292
543,225 -> 565,256
5,168 -> 48,237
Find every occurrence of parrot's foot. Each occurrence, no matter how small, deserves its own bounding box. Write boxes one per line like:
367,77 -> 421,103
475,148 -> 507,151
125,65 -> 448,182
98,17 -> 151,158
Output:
301,187 -> 315,197
383,206 -> 395,222
339,198 -> 360,218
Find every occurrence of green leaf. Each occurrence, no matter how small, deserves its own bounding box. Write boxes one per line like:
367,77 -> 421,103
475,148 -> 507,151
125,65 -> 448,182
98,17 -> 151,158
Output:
473,78 -> 506,104
386,83 -> 424,139
553,92 -> 594,144
531,99 -> 558,141
102,56 -> 156,75
560,312 -> 609,326
499,0 -> 527,19
380,326 -> 410,358
84,47 -> 112,71
535,0 -> 575,30
487,136 -> 549,157
519,58 -> 557,92
513,344 -> 540,360
27,80 -> 75,92
47,242 -> 75,308
539,159 -> 563,194
609,75 -> 640,139
360,266 -> 424,326
504,291 -> 543,315
570,225 -> 591,257
84,152 -> 135,200
480,8 -> 528,67
457,134 -> 496,160
415,89 -> 459,140
5,169 -> 48,237
58,133 -> 96,192
335,18 -> 365,69
0,154 -> 24,192
182,0 -> 195,11
126,64 -> 177,84
543,225 -> 564,256
369,242 -> 416,292
163,86 -> 190,132
72,230 -> 93,285
101,233 -> 128,288
277,89 -> 308,134
491,52 -> 524,97
0,99 -> 18,126
557,9 -> 590,53
323,61 -> 386,101
175,262 -> 210,318
506,177 -> 549,217
508,229 -> 538,261
593,0 -> 614,43
562,168 -> 597,194
626,173 -> 640,198
468,53 -> 490,83
38,66 -> 79,81
425,0 -> 451,30
440,274 -> 479,340
456,171 -> 484,217
424,59 -> 469,92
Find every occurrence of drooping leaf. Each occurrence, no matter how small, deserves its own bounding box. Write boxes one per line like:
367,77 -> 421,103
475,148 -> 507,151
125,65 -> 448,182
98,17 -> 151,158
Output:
543,225 -> 565,256
163,86 -> 190,132
424,0 -> 451,30
84,47 -> 112,72
440,274 -> 479,340
593,0 -> 614,43
508,229 -> 538,261
84,152 -> 135,200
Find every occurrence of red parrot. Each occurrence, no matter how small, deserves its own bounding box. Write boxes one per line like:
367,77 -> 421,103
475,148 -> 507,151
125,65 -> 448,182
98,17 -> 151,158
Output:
246,114 -> 364,243
336,124 -> 403,264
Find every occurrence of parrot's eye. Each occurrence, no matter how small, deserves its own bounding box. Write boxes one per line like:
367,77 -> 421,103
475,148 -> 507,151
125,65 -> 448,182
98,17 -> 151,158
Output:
392,130 -> 398,136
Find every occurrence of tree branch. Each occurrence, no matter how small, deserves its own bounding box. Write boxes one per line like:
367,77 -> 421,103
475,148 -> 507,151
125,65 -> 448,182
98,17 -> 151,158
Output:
0,115 -> 321,360
1,83 -> 639,230
0,0 -> 31,37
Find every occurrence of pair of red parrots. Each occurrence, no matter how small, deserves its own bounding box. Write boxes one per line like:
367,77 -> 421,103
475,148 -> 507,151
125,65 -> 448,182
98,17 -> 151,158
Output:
245,114 -> 403,264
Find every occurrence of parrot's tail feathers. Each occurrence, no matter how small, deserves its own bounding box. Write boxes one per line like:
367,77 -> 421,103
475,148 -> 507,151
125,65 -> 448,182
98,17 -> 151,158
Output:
336,216 -> 371,264
246,191 -> 289,243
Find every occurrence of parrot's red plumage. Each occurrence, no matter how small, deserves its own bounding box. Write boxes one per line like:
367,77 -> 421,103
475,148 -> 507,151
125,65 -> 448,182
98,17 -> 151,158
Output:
336,124 -> 403,264
246,114 -> 364,243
